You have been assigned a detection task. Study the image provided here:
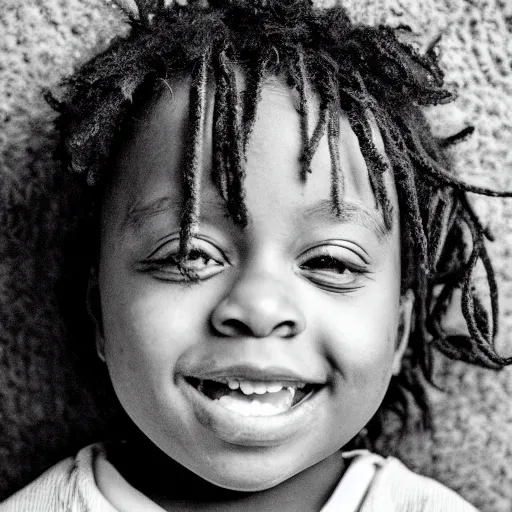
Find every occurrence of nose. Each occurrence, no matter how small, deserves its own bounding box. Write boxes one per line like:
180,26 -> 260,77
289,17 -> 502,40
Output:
210,273 -> 306,338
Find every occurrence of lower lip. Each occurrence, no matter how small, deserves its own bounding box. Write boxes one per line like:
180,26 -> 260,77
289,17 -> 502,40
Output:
179,378 -> 324,446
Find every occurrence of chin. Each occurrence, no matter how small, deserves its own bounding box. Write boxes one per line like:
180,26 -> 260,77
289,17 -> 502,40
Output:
205,472 -> 288,492
190,456 -> 301,492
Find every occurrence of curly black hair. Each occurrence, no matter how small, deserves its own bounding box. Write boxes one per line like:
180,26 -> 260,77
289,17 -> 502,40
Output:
49,0 -> 512,449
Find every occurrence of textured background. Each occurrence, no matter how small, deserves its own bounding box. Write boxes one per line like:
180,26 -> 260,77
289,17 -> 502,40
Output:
0,0 -> 511,509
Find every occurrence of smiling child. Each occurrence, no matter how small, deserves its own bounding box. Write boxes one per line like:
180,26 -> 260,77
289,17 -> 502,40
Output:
3,0 -> 512,510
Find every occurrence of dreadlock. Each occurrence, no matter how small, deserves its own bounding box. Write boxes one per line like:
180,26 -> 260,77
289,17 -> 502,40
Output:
179,51 -> 209,261
51,0 -> 512,448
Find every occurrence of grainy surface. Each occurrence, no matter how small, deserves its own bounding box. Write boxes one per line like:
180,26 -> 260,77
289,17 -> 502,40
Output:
0,0 -> 511,509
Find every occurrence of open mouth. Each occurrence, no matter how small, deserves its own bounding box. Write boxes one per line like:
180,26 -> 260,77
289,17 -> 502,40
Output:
185,377 -> 318,417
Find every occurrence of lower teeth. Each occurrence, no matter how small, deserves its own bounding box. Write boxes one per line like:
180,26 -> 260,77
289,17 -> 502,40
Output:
215,395 -> 290,416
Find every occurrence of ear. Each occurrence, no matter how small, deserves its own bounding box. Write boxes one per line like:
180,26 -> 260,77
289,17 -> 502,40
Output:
392,289 -> 415,376
86,267 -> 105,362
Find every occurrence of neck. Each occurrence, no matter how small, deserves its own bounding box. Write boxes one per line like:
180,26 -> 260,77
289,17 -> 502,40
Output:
108,431 -> 347,512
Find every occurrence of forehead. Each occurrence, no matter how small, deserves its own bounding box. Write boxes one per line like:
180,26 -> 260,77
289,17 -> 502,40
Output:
106,75 -> 397,239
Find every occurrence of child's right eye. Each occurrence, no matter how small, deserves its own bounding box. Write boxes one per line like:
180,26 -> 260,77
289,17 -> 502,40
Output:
139,238 -> 227,282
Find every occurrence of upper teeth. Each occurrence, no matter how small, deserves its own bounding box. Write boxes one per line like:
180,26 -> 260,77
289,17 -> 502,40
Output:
225,379 -> 305,395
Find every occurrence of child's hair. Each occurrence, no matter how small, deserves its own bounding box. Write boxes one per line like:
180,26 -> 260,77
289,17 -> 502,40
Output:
49,0 -> 512,448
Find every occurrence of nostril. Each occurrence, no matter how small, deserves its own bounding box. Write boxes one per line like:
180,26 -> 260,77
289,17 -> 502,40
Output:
215,319 -> 254,337
213,318 -> 299,338
272,321 -> 298,338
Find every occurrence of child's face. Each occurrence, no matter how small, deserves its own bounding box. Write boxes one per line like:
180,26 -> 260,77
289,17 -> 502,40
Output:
98,76 -> 410,491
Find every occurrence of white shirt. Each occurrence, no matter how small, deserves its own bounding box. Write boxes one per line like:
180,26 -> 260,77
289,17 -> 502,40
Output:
0,444 -> 478,512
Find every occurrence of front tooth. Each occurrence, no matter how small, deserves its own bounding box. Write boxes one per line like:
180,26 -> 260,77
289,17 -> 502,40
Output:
252,382 -> 267,394
297,383 -> 305,389
227,379 -> 239,390
239,381 -> 255,395
235,380 -> 300,395
266,383 -> 284,393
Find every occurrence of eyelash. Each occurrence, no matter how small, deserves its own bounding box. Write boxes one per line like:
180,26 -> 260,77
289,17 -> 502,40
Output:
141,240 -> 226,282
297,246 -> 369,292
141,239 -> 369,291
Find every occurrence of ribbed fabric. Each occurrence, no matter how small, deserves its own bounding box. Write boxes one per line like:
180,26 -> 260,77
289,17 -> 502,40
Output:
1,445 -> 478,512
0,445 -> 116,512
359,458 -> 478,512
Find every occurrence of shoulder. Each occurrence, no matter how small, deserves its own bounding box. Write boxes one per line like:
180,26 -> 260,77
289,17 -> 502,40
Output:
362,454 -> 479,512
0,443 -> 115,512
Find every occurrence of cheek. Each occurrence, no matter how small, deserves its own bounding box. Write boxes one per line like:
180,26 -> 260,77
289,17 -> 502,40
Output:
325,299 -> 398,375
315,268 -> 401,392
100,276 -> 209,383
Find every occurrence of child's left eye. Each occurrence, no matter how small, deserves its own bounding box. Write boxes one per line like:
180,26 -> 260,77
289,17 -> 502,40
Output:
297,245 -> 369,291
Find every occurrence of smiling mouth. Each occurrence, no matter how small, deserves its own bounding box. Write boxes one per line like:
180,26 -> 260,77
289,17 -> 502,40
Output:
185,377 -> 319,417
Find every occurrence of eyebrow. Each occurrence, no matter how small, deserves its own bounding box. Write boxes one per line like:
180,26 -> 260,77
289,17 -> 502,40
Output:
302,199 -> 390,241
122,196 -> 229,231
123,196 -> 390,240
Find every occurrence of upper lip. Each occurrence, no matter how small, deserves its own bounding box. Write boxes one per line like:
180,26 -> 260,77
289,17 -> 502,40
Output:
182,364 -> 325,385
